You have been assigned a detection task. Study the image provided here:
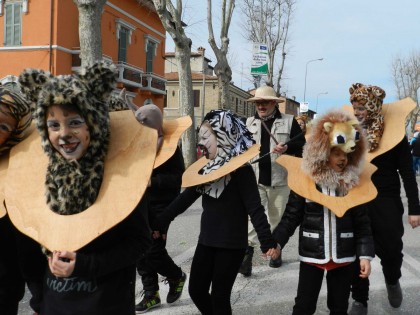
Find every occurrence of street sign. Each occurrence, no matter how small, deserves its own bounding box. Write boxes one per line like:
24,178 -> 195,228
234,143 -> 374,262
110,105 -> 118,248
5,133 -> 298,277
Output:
300,102 -> 309,113
251,43 -> 268,75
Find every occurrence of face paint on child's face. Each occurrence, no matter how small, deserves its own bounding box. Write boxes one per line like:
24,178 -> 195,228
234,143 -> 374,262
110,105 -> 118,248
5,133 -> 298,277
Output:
198,122 -> 218,160
46,105 -> 90,161
352,101 -> 368,124
0,104 -> 17,147
327,147 -> 348,173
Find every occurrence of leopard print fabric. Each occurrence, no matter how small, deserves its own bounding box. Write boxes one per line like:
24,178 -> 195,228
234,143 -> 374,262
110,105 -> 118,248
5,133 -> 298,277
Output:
18,62 -> 117,215
349,83 -> 386,152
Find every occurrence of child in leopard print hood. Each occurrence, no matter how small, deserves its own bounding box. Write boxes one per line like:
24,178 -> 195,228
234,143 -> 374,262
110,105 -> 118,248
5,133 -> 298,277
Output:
16,62 -> 153,315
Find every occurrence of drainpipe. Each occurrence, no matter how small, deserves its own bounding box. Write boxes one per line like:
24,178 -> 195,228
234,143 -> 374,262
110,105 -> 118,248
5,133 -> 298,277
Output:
49,0 -> 53,72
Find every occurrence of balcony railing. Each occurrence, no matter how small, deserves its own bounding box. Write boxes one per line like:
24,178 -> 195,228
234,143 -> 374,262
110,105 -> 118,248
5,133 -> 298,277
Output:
116,62 -> 143,88
141,72 -> 166,95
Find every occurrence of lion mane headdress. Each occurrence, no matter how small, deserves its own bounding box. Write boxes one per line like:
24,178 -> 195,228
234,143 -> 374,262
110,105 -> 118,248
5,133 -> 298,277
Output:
302,110 -> 366,195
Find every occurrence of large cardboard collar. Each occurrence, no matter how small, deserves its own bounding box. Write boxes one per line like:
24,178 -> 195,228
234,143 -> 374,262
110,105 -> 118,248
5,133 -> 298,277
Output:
5,110 -> 157,252
276,155 -> 378,217
0,155 -> 8,218
155,116 -> 192,168
343,97 -> 415,162
182,144 -> 260,187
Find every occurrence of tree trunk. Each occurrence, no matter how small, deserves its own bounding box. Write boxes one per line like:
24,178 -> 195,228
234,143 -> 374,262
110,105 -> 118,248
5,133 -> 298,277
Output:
176,46 -> 196,167
151,0 -> 196,167
73,0 -> 107,67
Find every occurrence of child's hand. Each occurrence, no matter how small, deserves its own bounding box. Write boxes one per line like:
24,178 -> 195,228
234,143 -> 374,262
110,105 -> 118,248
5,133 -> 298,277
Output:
359,259 -> 371,278
263,244 -> 281,260
408,215 -> 420,229
48,250 -> 76,278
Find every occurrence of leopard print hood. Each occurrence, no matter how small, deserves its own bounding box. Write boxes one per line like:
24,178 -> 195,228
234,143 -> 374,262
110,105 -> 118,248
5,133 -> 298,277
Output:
349,83 -> 385,152
302,110 -> 366,195
18,62 -> 117,215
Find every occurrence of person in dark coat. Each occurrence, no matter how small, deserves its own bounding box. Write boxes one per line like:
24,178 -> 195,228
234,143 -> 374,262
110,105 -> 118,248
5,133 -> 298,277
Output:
349,83 -> 420,314
153,109 -> 280,315
274,110 -> 375,315
0,86 -> 45,315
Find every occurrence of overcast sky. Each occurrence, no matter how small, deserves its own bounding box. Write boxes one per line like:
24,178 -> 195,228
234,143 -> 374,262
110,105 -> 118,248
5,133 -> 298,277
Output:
166,0 -> 420,114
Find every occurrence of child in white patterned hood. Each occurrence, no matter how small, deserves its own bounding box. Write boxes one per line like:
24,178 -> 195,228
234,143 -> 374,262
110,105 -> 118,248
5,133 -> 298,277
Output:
273,109 -> 375,315
152,109 -> 280,315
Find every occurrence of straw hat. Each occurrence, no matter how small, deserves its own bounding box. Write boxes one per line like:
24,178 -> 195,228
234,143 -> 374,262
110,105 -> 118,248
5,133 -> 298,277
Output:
5,110 -> 157,252
248,85 -> 285,102
182,144 -> 260,187
276,155 -> 378,217
343,97 -> 416,162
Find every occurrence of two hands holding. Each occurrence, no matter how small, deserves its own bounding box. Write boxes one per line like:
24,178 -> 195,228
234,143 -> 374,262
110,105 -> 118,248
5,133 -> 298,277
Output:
48,250 -> 76,278
263,244 -> 281,261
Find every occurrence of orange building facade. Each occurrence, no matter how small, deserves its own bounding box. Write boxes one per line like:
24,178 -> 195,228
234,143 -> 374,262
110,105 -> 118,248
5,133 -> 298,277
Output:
0,0 -> 166,107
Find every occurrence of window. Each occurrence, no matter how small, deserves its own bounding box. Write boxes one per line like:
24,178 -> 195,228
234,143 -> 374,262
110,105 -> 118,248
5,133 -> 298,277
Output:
146,40 -> 156,72
118,26 -> 129,63
115,19 -> 135,63
144,35 -> 160,73
193,90 -> 200,107
4,2 -> 22,46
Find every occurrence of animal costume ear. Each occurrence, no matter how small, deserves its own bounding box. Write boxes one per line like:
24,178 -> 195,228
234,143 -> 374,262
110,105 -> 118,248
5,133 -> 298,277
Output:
371,85 -> 386,101
18,68 -> 53,106
323,122 -> 333,132
77,61 -> 117,102
349,119 -> 359,127
349,83 -> 364,95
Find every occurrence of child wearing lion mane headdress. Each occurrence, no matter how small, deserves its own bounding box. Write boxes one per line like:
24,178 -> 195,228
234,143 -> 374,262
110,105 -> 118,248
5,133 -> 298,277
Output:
273,109 -> 375,315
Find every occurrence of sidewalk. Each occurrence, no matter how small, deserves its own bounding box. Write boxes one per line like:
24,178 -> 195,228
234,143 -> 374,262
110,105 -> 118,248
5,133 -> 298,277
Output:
135,180 -> 420,315
137,248 -> 420,315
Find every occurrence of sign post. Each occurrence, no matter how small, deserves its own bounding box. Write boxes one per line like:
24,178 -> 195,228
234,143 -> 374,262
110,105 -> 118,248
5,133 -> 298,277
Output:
251,43 -> 268,75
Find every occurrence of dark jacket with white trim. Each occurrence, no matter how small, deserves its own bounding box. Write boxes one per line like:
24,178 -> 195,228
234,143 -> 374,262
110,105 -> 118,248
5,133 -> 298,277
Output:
274,189 -> 374,264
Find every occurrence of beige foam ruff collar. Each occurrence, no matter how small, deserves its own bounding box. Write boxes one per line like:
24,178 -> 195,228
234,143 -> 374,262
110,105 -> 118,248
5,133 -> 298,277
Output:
343,97 -> 416,161
182,144 -> 260,187
0,156 -> 8,218
5,110 -> 157,252
155,116 -> 192,168
276,155 -> 378,217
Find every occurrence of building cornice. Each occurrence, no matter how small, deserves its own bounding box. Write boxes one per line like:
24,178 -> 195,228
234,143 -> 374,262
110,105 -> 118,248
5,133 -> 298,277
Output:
106,1 -> 165,39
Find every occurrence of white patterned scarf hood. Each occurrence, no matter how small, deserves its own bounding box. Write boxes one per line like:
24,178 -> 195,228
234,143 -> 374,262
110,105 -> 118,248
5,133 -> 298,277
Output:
197,110 -> 255,198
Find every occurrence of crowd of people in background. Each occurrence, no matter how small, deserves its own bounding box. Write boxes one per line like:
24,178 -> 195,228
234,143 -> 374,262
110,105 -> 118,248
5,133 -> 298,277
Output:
0,64 -> 419,315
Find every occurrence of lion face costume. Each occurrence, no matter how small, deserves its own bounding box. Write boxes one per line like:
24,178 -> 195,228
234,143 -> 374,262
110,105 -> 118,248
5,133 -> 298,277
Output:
302,110 -> 366,195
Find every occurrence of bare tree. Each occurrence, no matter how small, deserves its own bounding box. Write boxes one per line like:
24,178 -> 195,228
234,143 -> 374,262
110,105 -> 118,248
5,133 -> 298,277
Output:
140,0 -> 196,167
239,0 -> 295,93
73,0 -> 107,67
391,51 -> 420,133
207,0 -> 235,110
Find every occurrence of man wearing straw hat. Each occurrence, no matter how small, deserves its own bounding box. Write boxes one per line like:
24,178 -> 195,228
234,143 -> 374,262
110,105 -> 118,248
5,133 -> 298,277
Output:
239,85 -> 305,276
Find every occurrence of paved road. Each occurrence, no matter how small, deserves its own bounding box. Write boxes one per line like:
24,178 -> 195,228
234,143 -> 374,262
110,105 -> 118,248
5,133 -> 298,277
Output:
18,183 -> 420,314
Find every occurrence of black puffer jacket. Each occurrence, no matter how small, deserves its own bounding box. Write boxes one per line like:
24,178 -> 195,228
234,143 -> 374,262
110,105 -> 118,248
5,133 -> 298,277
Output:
274,190 -> 374,264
